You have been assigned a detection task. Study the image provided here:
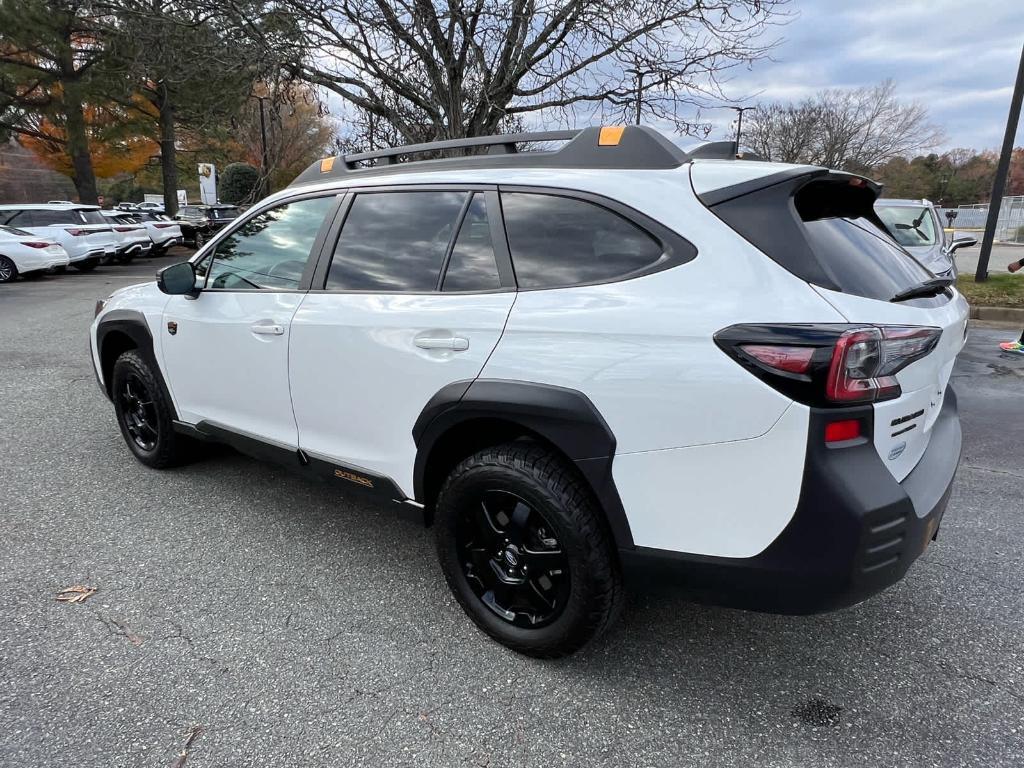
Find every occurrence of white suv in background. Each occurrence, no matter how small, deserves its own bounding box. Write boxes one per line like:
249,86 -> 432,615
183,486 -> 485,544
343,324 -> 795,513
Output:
90,127 -> 968,657
0,203 -> 116,270
100,210 -> 152,262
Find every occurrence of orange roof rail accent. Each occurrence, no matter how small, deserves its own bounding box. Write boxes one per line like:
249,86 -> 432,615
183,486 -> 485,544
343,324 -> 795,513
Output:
320,156 -> 337,173
598,126 -> 626,146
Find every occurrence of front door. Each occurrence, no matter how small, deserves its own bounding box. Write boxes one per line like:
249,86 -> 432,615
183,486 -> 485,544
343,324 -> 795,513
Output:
160,194 -> 339,448
289,189 -> 516,495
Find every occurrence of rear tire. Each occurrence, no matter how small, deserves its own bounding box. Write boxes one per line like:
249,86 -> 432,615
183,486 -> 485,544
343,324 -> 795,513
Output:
21,270 -> 44,280
72,258 -> 99,272
0,256 -> 19,282
111,350 -> 192,468
434,441 -> 622,658
193,231 -> 206,249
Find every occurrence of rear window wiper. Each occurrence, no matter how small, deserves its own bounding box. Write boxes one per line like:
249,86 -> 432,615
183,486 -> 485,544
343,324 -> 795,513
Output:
890,277 -> 953,303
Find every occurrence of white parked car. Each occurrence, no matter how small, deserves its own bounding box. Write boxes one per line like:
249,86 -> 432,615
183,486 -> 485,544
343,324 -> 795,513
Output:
126,211 -> 183,254
0,224 -> 70,282
100,211 -> 152,261
91,127 -> 967,657
0,203 -> 116,270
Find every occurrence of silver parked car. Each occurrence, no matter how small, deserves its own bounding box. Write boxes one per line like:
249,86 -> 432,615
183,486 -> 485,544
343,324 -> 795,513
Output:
874,198 -> 977,278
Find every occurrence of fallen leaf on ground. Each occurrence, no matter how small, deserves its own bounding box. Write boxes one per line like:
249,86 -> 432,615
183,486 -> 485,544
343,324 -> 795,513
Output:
169,725 -> 204,768
56,586 -> 96,603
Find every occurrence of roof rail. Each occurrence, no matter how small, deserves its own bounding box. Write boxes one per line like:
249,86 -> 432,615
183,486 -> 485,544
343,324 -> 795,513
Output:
289,126 -> 690,187
689,141 -> 766,161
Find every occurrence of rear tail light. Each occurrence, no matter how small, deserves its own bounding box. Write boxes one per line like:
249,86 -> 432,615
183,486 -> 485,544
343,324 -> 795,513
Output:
65,228 -> 89,236
716,324 -> 941,407
22,241 -> 51,248
114,226 -> 136,232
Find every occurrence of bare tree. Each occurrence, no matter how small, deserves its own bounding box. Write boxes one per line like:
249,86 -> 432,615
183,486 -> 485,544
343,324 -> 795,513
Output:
229,0 -> 789,146
745,80 -> 944,172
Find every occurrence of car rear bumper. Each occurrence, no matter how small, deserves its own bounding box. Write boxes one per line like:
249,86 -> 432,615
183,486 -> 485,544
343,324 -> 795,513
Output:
621,387 -> 962,614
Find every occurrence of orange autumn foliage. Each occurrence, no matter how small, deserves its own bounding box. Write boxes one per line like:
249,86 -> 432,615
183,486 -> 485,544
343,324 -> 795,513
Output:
20,101 -> 158,178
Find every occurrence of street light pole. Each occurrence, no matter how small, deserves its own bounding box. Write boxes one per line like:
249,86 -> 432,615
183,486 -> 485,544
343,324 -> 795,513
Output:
975,42 -> 1024,282
728,106 -> 756,158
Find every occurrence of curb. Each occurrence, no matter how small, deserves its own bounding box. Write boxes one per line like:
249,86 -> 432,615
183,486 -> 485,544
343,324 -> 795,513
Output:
969,305 -> 1024,323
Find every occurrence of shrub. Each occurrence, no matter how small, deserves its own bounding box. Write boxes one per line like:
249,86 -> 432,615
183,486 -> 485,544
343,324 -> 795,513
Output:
219,163 -> 261,204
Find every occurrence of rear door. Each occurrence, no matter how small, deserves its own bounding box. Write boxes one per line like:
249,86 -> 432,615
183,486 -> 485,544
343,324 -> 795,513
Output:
289,188 -> 516,496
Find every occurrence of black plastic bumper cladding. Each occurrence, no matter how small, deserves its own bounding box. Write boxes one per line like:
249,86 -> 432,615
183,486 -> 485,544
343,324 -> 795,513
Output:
621,388 -> 962,614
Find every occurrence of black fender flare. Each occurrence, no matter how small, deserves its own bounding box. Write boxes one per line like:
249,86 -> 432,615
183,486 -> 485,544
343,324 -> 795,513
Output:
412,379 -> 635,550
95,309 -> 176,417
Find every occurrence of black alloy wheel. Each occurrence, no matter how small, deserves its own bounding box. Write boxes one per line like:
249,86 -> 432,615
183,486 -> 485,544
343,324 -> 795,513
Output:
118,372 -> 159,452
457,489 -> 571,628
435,441 -> 621,657
110,350 -> 192,468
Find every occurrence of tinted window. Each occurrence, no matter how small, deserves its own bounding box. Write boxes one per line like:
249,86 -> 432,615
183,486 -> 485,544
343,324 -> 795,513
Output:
80,210 -> 107,225
30,209 -> 79,226
0,210 -> 24,226
442,194 -> 501,292
180,207 -> 202,217
501,193 -> 664,289
0,224 -> 31,237
802,218 -> 936,300
326,191 -> 467,291
205,196 -> 335,290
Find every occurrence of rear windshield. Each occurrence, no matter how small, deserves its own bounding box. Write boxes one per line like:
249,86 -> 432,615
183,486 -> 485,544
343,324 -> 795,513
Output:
210,207 -> 239,220
80,210 -> 107,225
706,175 -> 941,302
0,224 -> 31,237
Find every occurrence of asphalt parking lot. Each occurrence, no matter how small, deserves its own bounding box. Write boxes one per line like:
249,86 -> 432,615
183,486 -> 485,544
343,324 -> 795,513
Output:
1,257 -> 1023,767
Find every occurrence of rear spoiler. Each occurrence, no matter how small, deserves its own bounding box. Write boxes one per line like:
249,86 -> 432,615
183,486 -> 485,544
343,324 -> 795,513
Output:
697,168 -> 882,208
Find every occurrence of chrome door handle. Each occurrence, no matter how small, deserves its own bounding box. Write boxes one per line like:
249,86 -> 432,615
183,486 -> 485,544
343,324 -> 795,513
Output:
414,336 -> 469,351
251,323 -> 285,336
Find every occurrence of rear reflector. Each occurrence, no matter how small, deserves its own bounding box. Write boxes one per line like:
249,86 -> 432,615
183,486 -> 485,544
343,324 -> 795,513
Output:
825,419 -> 861,443
739,344 -> 814,374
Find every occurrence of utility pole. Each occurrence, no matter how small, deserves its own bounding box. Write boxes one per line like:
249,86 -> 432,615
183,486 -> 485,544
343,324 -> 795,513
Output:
250,94 -> 271,199
728,106 -> 756,158
975,42 -> 1024,282
635,70 -> 644,125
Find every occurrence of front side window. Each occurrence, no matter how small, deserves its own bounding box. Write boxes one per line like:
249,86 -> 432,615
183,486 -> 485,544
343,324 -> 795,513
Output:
205,196 -> 335,290
501,193 -> 665,289
326,191 -> 467,291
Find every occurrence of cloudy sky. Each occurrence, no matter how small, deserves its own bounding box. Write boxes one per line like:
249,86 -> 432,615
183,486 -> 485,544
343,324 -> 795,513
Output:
709,0 -> 1023,151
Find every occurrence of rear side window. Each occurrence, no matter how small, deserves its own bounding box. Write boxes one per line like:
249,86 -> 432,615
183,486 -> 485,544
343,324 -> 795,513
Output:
326,191 -> 467,291
501,193 -> 664,289
27,209 -> 77,226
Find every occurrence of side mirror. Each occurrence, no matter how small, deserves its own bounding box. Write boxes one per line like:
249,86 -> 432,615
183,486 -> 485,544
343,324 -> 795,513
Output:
157,261 -> 199,297
950,235 -> 978,252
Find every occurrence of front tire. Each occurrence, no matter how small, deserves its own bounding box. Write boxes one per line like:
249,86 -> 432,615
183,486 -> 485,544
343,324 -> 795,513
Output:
111,350 -> 190,468
0,255 -> 18,283
435,441 -> 622,658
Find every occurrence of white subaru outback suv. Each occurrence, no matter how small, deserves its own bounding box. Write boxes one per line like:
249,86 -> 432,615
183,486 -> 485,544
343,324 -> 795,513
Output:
90,127 -> 967,657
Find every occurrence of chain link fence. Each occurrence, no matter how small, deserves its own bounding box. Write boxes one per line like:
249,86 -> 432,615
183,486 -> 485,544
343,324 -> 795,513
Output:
938,196 -> 1024,243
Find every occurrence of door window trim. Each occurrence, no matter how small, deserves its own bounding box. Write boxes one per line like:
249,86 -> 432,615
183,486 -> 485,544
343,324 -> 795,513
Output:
497,184 -> 698,291
188,191 -> 346,293
308,184 -> 517,295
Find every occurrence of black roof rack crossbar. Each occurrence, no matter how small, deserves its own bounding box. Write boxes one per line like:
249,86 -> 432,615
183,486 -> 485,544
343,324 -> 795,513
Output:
289,126 -> 691,187
342,130 -> 581,169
